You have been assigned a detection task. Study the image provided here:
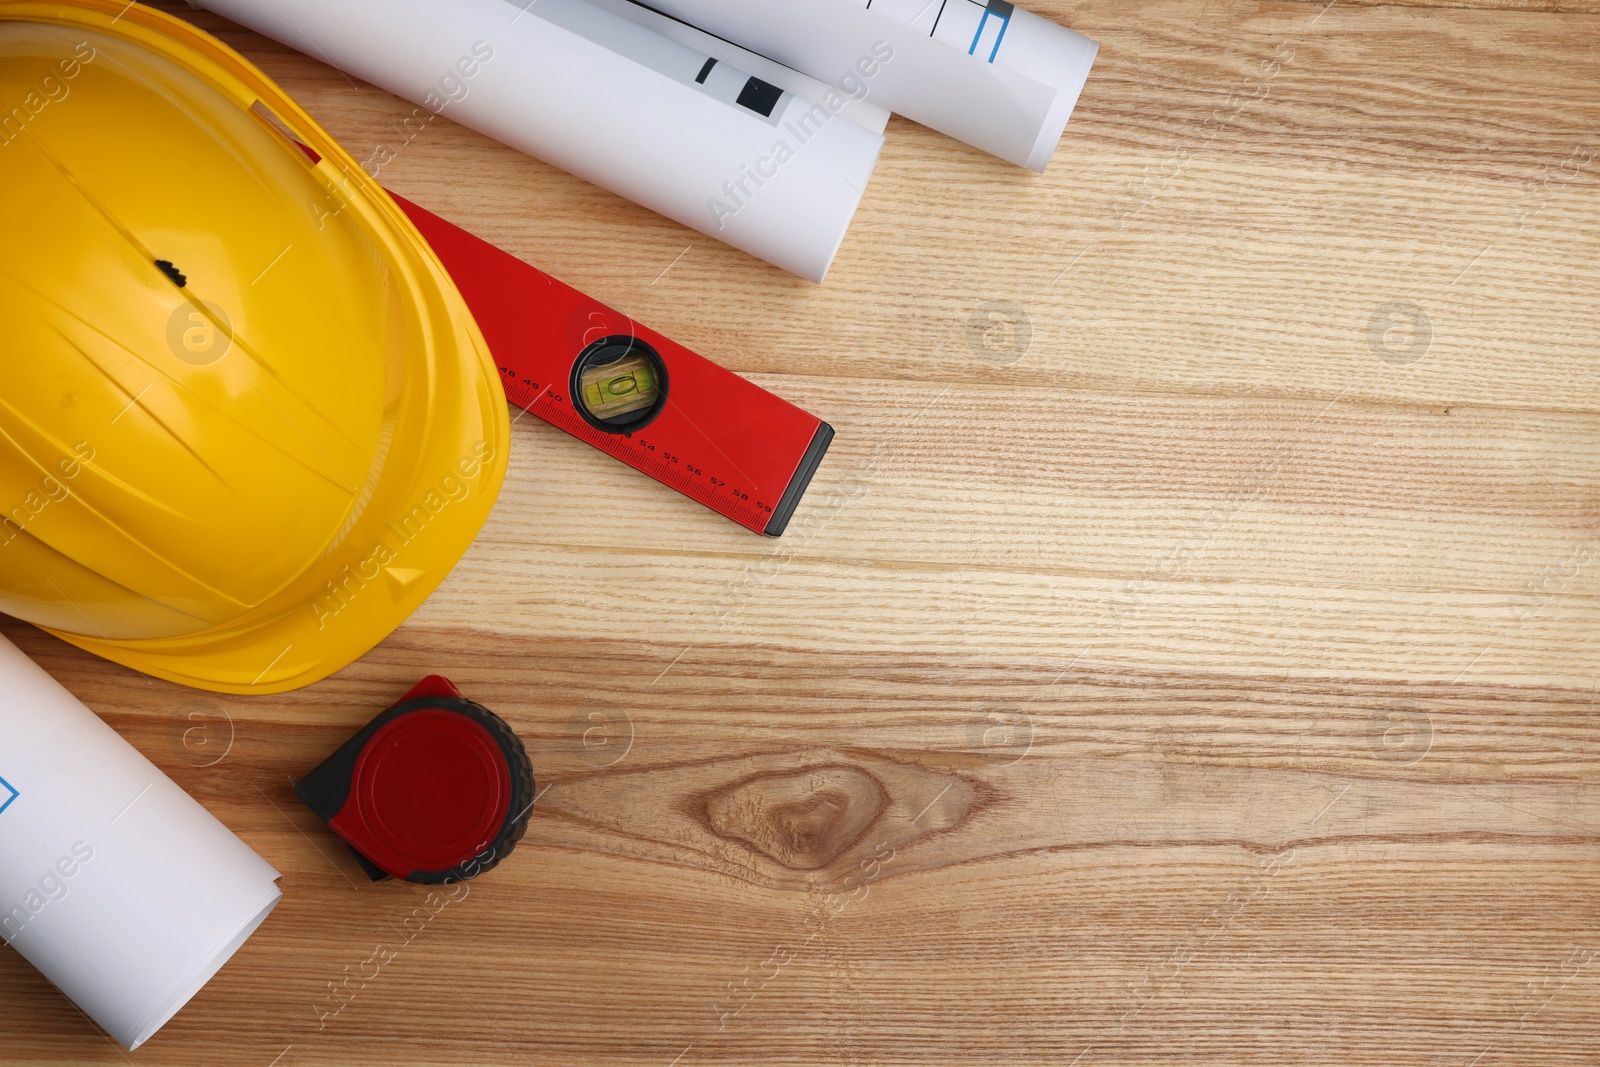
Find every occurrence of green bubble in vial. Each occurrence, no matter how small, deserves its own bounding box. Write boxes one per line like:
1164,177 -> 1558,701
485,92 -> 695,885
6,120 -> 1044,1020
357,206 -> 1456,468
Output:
579,352 -> 659,420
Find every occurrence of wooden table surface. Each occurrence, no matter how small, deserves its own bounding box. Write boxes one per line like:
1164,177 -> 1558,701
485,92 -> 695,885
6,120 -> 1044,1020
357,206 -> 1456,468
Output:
7,0 -> 1600,1063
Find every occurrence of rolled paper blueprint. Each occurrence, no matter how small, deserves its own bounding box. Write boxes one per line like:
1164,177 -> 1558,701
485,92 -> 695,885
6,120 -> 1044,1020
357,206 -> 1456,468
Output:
588,0 -> 890,136
642,0 -> 1099,171
0,635 -> 281,1049
192,0 -> 888,281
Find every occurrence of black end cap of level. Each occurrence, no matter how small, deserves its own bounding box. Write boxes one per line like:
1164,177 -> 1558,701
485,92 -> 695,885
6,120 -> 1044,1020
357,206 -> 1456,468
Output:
764,421 -> 834,537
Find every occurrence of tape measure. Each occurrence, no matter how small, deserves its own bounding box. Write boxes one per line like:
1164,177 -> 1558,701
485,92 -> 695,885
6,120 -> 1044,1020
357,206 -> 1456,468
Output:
294,676 -> 533,884
392,194 -> 835,536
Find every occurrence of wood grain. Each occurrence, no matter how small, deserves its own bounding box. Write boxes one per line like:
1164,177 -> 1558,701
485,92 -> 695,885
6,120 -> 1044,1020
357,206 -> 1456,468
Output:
3,0 -> 1598,1064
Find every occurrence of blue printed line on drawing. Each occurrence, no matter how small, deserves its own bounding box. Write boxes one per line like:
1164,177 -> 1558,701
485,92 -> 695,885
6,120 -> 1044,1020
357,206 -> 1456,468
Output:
968,6 -> 1010,62
987,11 -> 1008,61
0,776 -> 17,816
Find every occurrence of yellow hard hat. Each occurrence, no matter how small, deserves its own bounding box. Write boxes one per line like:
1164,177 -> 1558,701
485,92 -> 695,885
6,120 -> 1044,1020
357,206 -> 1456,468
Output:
0,0 -> 509,693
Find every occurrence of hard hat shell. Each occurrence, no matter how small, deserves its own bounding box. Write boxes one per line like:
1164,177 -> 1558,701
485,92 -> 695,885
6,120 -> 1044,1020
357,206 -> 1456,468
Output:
0,0 -> 510,693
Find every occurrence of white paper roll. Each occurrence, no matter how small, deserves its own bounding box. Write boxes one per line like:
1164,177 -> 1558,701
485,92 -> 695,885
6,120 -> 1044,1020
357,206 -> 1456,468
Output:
192,0 -> 887,281
586,0 -> 891,135
0,635 -> 281,1049
642,0 -> 1099,170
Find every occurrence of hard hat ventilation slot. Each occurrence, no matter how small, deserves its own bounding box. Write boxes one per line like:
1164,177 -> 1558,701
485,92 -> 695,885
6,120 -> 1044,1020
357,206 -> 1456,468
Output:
154,259 -> 187,288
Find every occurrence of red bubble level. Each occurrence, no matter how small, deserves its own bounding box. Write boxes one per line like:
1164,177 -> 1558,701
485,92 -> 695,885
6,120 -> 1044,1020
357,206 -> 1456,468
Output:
392,193 -> 834,535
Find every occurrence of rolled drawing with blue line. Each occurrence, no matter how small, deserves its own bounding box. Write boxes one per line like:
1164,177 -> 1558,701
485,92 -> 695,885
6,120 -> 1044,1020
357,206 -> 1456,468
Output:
192,0 -> 889,281
0,634 -> 281,1049
643,0 -> 1099,170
